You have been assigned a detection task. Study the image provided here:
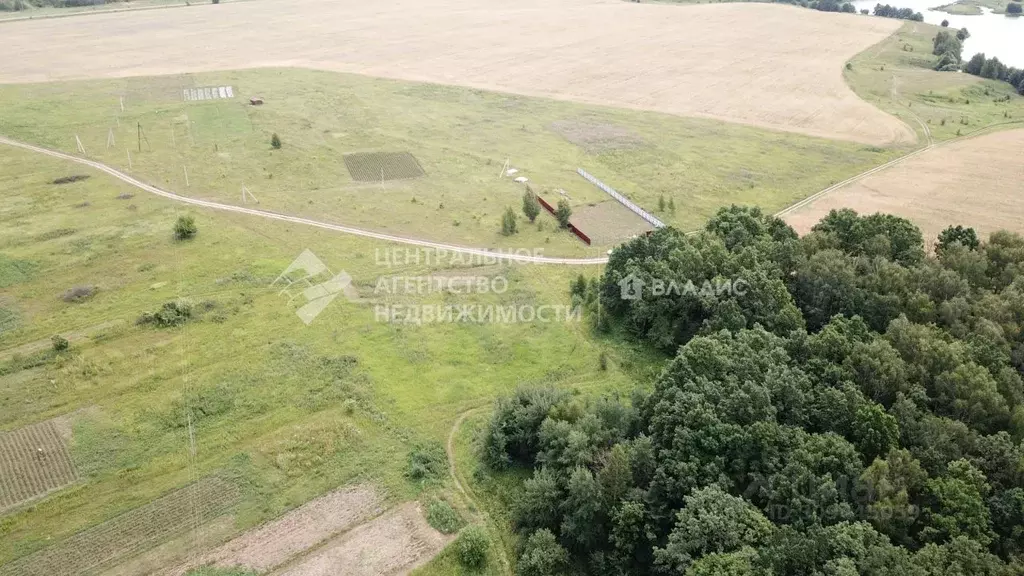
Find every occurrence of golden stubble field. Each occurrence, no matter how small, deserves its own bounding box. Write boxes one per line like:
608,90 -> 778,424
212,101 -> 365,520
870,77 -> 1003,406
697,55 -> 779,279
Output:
0,0 -> 912,145
784,129 -> 1024,243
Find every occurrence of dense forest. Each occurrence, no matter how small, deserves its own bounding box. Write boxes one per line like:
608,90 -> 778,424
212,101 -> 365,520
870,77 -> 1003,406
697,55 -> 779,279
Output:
485,207 -> 1024,575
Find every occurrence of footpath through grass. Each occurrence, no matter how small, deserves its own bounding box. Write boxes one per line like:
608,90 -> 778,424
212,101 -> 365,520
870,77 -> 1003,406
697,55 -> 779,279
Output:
844,21 -> 1024,142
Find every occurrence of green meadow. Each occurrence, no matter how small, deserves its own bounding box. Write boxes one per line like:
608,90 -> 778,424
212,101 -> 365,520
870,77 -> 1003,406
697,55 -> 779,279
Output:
844,21 -> 1024,142
0,69 -> 897,252
0,143 -> 654,568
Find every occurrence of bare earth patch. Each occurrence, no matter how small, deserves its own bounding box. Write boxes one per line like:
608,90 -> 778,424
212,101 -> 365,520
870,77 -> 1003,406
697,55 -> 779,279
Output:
166,484 -> 384,575
550,120 -> 646,153
0,0 -> 911,145
784,129 -> 1024,243
572,201 -> 655,245
275,502 -> 449,576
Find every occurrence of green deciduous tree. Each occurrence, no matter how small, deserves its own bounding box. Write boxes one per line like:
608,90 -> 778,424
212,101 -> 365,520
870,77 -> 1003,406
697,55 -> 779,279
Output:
523,188 -> 541,223
555,199 -> 572,228
502,206 -> 519,235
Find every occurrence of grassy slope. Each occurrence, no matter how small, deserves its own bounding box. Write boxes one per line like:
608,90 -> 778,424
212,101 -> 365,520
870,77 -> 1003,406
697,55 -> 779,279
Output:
0,69 -> 897,251
935,0 -> 1010,14
844,21 -> 1024,142
0,145 -> 650,567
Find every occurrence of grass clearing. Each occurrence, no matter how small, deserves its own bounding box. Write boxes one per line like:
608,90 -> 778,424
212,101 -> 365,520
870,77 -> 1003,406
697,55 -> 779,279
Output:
0,69 -> 899,246
0,141 -> 639,571
844,21 -> 1024,142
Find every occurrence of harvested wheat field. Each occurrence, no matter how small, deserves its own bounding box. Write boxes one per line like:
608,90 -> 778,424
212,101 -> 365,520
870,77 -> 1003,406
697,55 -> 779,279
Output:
0,0 -> 910,145
784,129 -> 1024,243
275,502 -> 449,576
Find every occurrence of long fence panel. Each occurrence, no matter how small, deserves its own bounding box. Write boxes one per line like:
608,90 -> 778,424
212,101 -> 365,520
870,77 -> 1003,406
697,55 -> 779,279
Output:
576,168 -> 665,228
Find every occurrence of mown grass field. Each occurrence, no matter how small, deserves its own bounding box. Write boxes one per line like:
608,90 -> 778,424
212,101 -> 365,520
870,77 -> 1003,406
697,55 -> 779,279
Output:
0,69 -> 899,251
844,21 -> 1024,142
0,143 -> 656,571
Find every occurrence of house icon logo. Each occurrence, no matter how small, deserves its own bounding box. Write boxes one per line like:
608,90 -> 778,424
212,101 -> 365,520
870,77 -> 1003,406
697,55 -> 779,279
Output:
618,273 -> 644,301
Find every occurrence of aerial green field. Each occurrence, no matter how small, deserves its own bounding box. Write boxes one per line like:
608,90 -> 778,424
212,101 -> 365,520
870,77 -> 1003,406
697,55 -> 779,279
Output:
8,13 -> 1024,573
0,69 -> 899,253
0,142 -> 655,571
844,21 -> 1024,142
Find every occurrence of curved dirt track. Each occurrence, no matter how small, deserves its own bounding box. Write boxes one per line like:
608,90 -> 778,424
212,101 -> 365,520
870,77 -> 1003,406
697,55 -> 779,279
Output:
783,128 -> 1024,243
0,0 -> 912,145
0,136 -> 609,265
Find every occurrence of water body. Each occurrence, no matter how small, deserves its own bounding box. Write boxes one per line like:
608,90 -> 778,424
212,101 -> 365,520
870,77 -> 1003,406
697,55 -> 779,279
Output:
850,0 -> 1024,67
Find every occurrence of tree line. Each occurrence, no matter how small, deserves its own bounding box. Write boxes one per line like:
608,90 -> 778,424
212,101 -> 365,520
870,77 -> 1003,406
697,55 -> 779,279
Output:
963,53 -> 1024,96
931,29 -> 1024,95
483,206 -> 1024,575
873,4 -> 924,20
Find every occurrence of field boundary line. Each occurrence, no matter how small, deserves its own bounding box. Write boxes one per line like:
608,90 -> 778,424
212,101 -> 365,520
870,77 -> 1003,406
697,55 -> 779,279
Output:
775,119 -> 1024,219
0,136 -> 609,266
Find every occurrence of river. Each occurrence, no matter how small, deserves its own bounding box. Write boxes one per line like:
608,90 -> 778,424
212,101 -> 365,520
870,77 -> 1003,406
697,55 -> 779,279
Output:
850,0 -> 1024,67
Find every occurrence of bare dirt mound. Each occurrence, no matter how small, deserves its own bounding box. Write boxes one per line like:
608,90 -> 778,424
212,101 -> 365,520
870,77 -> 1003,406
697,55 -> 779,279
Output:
0,0 -> 911,145
784,129 -> 1024,243
275,502 -> 449,576
166,484 -> 384,575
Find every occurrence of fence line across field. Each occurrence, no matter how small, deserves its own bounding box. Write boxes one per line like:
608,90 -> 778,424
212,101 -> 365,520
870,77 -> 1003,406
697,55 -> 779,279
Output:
576,168 -> 665,229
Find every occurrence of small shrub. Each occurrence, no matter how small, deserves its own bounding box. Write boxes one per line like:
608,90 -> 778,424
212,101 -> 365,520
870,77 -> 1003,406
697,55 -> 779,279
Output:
174,215 -> 198,240
406,441 -> 446,481
455,526 -> 489,568
599,351 -> 608,371
343,398 -> 357,415
426,499 -> 464,534
270,133 -> 282,149
51,335 -> 69,352
138,299 -> 194,328
52,175 -> 90,185
846,62 -> 853,70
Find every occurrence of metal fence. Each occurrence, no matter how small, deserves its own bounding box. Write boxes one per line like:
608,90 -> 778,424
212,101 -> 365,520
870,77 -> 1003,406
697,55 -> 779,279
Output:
577,168 -> 665,229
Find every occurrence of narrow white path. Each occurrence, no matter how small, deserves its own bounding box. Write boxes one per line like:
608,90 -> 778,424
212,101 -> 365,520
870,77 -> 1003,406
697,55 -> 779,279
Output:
0,136 -> 610,265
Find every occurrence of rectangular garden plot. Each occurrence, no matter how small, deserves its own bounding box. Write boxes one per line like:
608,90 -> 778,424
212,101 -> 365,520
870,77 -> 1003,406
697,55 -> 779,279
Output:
0,477 -> 240,576
343,151 -> 425,182
0,418 -> 79,515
